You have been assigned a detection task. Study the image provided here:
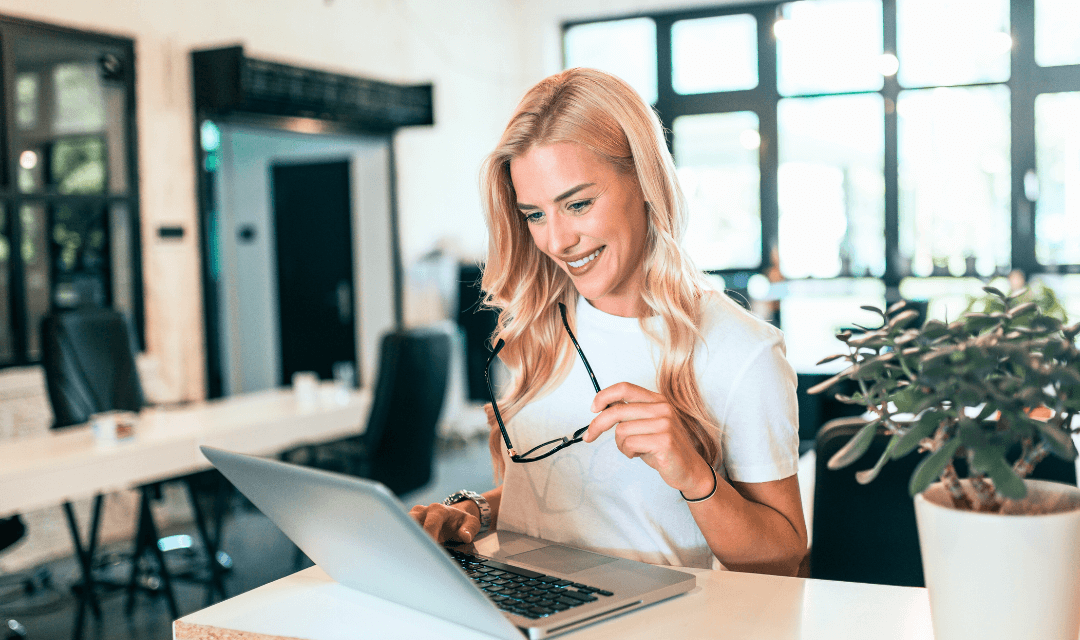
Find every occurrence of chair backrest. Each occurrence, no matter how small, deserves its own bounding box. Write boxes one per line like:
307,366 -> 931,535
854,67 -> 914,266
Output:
40,307 -> 144,429
811,417 -> 925,587
362,327 -> 451,496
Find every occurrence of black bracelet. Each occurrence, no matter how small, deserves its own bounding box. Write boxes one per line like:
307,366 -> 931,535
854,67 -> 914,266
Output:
681,466 -> 717,503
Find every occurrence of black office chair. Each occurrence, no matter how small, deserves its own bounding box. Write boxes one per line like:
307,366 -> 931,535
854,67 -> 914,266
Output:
810,417 -> 925,587
1,516 -> 30,639
285,327 -> 452,497
39,308 -> 230,619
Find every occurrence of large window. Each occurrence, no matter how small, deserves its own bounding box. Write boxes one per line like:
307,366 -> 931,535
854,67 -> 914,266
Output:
563,0 -> 1080,291
0,17 -> 141,365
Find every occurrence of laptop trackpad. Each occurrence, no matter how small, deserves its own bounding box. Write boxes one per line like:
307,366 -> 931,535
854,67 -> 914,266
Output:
507,546 -> 617,574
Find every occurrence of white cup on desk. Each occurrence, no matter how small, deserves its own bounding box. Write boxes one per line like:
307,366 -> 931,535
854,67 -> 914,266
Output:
332,361 -> 355,405
292,371 -> 319,408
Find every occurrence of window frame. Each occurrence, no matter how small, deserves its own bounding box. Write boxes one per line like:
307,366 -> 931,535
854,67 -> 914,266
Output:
0,15 -> 143,366
562,0 -> 1080,293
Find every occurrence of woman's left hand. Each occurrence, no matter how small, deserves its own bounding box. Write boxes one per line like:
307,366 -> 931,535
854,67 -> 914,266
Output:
584,382 -> 715,499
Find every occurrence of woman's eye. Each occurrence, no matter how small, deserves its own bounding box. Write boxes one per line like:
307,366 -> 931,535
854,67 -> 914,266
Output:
523,210 -> 544,223
567,199 -> 593,212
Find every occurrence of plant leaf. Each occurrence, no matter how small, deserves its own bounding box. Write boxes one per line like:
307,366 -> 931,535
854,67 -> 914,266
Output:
1035,420 -> 1078,461
984,455 -> 1027,500
856,434 -> 899,484
827,420 -> 881,471
983,285 -> 1007,299
892,411 -> 941,459
909,437 -> 962,496
816,354 -> 846,366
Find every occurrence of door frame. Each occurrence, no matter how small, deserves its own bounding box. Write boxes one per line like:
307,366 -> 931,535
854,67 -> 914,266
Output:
195,114 -> 403,398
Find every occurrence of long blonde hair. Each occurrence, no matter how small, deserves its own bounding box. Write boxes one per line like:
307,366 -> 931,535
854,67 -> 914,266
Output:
480,68 -> 723,480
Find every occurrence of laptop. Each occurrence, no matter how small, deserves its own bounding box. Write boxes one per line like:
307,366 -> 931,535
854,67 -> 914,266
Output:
200,446 -> 695,639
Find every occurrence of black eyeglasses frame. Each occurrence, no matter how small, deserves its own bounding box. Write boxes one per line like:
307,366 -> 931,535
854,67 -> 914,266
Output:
485,302 -> 601,463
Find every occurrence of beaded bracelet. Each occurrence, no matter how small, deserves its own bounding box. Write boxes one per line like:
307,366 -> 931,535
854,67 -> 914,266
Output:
681,466 -> 718,503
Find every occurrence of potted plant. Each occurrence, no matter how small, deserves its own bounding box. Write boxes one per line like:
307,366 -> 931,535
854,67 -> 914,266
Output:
810,285 -> 1080,640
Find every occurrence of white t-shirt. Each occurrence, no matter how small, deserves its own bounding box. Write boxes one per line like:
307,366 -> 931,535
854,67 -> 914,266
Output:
497,294 -> 799,569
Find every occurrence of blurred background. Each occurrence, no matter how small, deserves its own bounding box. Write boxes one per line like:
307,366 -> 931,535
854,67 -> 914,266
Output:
0,0 -> 1076,638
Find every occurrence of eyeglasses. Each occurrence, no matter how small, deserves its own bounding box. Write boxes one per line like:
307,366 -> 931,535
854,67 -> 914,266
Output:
485,302 -> 601,463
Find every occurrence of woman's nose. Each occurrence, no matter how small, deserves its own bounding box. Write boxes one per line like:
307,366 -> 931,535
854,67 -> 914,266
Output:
546,212 -> 579,255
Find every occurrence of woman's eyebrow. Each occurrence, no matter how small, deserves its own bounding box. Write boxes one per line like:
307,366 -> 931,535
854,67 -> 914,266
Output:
516,183 -> 596,209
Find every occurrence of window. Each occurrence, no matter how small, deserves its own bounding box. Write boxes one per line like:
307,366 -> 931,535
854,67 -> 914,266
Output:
0,17 -> 142,365
563,0 -> 1080,297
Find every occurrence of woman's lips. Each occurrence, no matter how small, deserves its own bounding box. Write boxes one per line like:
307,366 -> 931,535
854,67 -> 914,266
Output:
565,246 -> 604,276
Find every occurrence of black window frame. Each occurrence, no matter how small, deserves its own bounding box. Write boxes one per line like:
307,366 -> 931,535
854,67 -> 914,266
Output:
0,14 -> 143,367
562,0 -> 1080,297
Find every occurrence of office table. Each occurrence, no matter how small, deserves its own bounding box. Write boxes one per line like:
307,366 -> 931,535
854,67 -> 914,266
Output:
0,385 -> 371,617
0,385 -> 370,518
173,564 -> 934,640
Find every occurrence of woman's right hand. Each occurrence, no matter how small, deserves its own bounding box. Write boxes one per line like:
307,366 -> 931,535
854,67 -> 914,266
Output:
409,502 -> 482,544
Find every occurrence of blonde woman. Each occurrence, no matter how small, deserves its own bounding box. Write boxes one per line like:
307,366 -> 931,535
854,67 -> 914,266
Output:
411,68 -> 806,576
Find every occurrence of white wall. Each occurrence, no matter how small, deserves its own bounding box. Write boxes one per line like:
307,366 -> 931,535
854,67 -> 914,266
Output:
0,0 -> 528,400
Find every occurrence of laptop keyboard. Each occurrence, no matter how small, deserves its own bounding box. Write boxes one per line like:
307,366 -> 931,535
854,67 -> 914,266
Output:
447,549 -> 614,620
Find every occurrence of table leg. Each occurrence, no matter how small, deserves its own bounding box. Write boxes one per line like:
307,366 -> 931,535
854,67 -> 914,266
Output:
124,487 -> 180,620
185,477 -> 228,604
62,495 -> 104,619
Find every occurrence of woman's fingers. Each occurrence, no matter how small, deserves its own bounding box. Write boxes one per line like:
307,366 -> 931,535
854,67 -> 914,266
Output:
590,382 -> 664,412
409,503 -> 479,543
585,399 -> 671,442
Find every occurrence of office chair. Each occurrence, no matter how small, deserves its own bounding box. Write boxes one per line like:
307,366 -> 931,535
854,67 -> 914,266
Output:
39,308 -> 230,618
285,327 -> 452,496
810,417 -> 925,587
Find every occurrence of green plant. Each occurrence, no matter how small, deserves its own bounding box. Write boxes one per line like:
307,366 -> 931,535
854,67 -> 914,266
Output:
811,286 -> 1080,512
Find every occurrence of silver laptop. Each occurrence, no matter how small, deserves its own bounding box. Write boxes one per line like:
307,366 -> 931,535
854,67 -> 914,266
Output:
201,446 -> 695,639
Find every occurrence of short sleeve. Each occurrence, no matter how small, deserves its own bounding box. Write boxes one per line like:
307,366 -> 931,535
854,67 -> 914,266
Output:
714,336 -> 800,483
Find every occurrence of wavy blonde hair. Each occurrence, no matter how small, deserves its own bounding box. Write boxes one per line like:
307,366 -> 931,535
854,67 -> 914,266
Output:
480,68 -> 725,480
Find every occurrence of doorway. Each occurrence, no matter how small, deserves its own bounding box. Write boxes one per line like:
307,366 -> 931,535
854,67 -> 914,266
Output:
271,161 -> 356,385
206,123 -> 396,397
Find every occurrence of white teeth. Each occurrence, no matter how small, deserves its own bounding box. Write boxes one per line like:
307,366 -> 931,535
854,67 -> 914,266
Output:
568,247 -> 603,268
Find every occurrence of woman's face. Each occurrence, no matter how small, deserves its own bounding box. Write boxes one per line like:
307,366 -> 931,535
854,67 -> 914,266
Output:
510,142 -> 649,318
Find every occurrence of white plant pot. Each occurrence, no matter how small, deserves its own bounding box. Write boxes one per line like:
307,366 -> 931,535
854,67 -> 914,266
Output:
914,479 -> 1080,640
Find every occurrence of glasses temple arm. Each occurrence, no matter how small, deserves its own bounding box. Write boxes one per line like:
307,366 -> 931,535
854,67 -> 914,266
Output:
485,339 -> 517,456
558,302 -> 601,393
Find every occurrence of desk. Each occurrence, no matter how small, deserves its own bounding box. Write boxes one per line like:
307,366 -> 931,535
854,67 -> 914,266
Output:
173,565 -> 934,640
0,385 -> 370,619
0,385 -> 371,518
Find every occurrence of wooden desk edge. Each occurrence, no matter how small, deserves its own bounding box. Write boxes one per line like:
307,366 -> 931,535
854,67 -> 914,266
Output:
174,620 -> 305,640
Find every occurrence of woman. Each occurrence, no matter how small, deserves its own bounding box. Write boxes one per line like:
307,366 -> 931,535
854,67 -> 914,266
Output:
411,68 -> 806,576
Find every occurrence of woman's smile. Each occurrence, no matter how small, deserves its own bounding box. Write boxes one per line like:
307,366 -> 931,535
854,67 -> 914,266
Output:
566,246 -> 605,272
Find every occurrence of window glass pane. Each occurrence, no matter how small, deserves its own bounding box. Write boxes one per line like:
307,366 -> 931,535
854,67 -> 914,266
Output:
1034,274 -> 1080,324
778,94 -> 885,279
14,36 -> 130,196
897,0 -> 1010,87
52,204 -> 110,310
898,86 -> 1011,278
52,136 -> 107,194
564,18 -> 658,105
109,203 -> 135,317
898,276 -> 989,323
53,63 -> 105,134
0,205 -> 13,364
672,14 -> 757,94
1036,0 -> 1080,67
16,73 -> 38,130
776,0 -> 884,96
673,112 -> 760,271
778,278 -> 886,374
21,205 -> 49,361
1035,92 -> 1080,266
